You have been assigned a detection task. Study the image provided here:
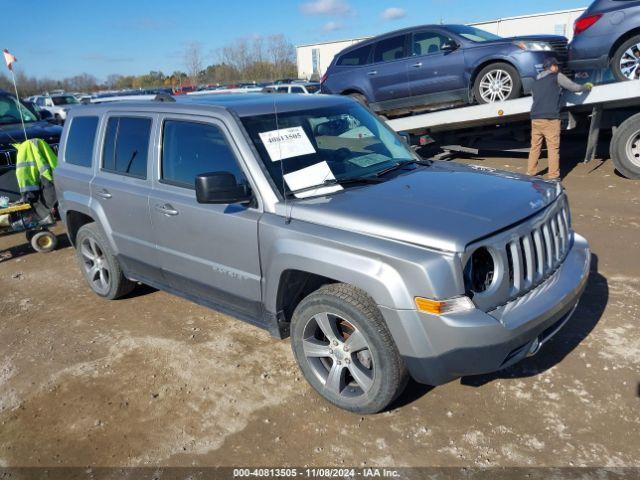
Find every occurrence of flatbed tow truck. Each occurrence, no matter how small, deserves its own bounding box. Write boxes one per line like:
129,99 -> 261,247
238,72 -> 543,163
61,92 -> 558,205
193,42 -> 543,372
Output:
386,80 -> 640,179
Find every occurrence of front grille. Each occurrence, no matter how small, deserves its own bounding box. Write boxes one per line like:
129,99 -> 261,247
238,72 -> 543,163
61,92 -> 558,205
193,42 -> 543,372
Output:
0,148 -> 17,167
548,39 -> 571,73
505,202 -> 570,300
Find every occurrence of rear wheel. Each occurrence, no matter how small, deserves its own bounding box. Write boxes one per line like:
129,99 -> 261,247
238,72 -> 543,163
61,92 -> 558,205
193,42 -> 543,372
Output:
610,112 -> 640,179
347,92 -> 368,106
611,35 -> 640,82
291,283 -> 408,414
75,223 -> 135,299
474,63 -> 522,104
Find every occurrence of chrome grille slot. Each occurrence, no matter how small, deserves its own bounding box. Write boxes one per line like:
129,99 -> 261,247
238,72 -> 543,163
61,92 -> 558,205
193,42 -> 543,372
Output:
521,235 -> 535,287
542,223 -> 554,270
0,148 -> 16,167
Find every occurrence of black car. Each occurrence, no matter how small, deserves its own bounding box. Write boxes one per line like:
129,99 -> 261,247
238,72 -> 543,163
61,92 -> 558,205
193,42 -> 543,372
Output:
0,90 -> 62,202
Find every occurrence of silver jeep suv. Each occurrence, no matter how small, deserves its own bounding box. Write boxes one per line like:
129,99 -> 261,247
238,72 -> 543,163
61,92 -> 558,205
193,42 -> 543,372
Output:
54,94 -> 590,413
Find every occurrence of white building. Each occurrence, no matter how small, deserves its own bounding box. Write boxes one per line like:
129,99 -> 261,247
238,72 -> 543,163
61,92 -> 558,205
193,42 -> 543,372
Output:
296,7 -> 586,80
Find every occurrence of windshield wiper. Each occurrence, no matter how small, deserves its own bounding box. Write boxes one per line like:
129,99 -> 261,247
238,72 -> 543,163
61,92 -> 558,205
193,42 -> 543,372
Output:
286,176 -> 382,198
375,159 -> 432,178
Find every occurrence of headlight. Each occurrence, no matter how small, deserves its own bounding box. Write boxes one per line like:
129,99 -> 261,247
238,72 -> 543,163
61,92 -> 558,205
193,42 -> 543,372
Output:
514,41 -> 553,52
463,247 -> 497,296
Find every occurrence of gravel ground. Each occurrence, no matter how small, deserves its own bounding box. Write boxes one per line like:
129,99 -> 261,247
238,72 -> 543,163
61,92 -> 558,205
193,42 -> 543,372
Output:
0,151 -> 638,468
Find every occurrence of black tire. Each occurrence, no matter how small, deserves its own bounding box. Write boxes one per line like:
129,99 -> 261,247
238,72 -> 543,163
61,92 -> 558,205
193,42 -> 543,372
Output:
347,92 -> 368,106
610,112 -> 640,180
611,35 -> 640,82
291,283 -> 408,414
30,230 -> 58,253
75,222 -> 135,299
473,62 -> 522,104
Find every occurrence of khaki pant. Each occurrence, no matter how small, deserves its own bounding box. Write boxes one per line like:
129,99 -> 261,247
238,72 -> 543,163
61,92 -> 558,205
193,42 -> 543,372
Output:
527,119 -> 561,179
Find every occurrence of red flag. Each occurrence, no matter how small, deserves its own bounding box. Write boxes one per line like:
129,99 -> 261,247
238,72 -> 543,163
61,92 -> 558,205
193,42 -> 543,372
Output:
3,49 -> 17,71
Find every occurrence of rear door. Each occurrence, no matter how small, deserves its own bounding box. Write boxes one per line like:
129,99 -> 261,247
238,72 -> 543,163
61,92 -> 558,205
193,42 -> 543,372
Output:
407,29 -> 467,102
368,34 -> 411,103
148,114 -> 263,320
91,113 -> 162,282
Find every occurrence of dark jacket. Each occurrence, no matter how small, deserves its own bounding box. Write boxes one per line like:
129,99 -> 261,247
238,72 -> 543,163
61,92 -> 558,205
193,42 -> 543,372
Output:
531,70 -> 589,120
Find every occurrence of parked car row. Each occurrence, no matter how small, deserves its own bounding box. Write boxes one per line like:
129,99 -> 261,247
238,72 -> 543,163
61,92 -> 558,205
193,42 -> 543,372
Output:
321,0 -> 640,115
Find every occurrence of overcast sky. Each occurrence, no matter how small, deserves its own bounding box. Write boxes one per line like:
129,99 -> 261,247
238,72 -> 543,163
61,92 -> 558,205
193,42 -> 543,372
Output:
3,0 -> 587,80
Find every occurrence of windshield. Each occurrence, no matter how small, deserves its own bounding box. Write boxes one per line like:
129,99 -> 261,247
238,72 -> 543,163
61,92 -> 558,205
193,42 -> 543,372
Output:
448,25 -> 502,43
0,95 -> 38,125
52,95 -> 79,106
241,102 -> 416,197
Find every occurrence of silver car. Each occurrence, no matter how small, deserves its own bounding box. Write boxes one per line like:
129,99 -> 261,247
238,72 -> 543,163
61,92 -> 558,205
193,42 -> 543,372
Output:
54,94 -> 590,413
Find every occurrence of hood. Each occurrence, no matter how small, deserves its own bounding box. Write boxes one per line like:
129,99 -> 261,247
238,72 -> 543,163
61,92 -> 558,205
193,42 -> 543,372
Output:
0,121 -> 62,149
288,162 -> 560,252
476,34 -> 567,46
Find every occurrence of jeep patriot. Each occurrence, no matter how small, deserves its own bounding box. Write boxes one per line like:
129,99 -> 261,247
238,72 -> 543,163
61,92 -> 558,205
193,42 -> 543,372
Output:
54,94 -> 591,413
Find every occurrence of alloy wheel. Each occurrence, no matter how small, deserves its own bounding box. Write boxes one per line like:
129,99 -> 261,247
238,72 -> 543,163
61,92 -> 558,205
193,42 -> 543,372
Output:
302,312 -> 374,398
619,43 -> 640,80
479,69 -> 513,103
80,237 -> 111,295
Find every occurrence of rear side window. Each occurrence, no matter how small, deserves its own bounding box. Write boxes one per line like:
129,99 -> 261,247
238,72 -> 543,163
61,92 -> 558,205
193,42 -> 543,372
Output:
337,44 -> 372,66
102,116 -> 151,179
65,116 -> 98,167
161,120 -> 247,189
291,86 -> 305,93
373,35 -> 407,63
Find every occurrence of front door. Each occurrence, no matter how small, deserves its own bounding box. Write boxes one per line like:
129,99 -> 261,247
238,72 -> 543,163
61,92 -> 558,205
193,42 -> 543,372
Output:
407,30 -> 467,104
148,115 -> 263,320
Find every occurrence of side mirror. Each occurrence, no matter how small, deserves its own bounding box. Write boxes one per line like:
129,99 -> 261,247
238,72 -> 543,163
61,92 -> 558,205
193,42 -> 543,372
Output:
195,172 -> 252,205
441,40 -> 459,52
38,109 -> 53,121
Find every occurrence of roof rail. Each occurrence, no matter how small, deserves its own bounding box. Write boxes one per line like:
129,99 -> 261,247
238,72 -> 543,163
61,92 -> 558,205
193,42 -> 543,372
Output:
154,93 -> 175,102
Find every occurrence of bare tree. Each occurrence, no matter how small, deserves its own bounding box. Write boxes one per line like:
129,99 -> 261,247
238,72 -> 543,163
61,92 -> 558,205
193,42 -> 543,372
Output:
184,42 -> 204,85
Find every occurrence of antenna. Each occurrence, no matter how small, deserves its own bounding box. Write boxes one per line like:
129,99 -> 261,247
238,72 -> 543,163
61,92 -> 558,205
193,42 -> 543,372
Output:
274,97 -> 291,224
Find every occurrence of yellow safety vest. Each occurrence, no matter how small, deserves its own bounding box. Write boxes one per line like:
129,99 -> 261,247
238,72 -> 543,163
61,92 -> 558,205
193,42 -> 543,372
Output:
14,138 -> 58,193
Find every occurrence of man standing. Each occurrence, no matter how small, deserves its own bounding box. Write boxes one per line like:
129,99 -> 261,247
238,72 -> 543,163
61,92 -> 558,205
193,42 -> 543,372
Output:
527,58 -> 593,180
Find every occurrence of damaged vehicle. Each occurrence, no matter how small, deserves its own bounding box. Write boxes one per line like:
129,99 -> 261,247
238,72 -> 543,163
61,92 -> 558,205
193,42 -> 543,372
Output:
54,94 -> 590,413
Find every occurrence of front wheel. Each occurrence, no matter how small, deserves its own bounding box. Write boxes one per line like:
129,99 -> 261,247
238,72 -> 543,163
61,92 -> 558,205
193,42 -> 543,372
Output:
610,112 -> 640,179
291,283 -> 408,414
474,63 -> 522,104
611,35 -> 640,82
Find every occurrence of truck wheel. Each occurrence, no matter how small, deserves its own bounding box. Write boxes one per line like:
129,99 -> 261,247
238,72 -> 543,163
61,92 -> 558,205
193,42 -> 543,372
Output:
291,283 -> 408,414
474,63 -> 522,104
610,112 -> 640,179
75,223 -> 135,299
611,35 -> 640,82
30,230 -> 58,253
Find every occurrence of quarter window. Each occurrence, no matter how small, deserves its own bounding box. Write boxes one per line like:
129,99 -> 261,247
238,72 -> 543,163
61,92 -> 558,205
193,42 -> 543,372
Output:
373,35 -> 407,63
337,44 -> 372,66
65,116 -> 99,167
102,116 -> 151,179
161,120 -> 247,189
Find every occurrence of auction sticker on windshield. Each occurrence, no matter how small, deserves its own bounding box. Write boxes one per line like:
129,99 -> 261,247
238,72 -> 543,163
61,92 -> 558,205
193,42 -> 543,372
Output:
283,161 -> 344,198
259,126 -> 316,162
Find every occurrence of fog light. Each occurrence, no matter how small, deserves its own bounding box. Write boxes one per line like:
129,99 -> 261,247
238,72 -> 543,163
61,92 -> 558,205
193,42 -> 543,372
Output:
527,337 -> 541,357
415,296 -> 475,315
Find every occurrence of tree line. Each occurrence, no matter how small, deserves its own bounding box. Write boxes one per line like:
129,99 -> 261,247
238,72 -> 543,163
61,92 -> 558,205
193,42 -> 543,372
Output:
0,34 -> 299,97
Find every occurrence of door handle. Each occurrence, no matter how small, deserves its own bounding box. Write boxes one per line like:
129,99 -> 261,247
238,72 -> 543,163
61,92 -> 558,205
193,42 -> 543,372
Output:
155,204 -> 179,216
367,70 -> 378,76
411,62 -> 423,68
96,189 -> 112,199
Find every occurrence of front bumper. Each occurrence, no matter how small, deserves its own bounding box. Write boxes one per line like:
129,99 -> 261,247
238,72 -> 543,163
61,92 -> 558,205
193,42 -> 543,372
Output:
381,233 -> 591,386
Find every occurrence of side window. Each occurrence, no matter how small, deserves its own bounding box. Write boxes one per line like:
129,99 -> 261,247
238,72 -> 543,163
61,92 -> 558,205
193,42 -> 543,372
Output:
337,44 -> 372,66
102,116 -> 151,179
65,116 -> 99,167
413,32 -> 451,56
276,86 -> 288,93
161,120 -> 247,189
373,35 -> 408,63
291,86 -> 305,93
36,97 -> 45,106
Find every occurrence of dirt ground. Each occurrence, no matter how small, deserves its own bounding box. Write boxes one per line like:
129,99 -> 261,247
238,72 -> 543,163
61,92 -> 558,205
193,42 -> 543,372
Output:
0,149 -> 639,469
